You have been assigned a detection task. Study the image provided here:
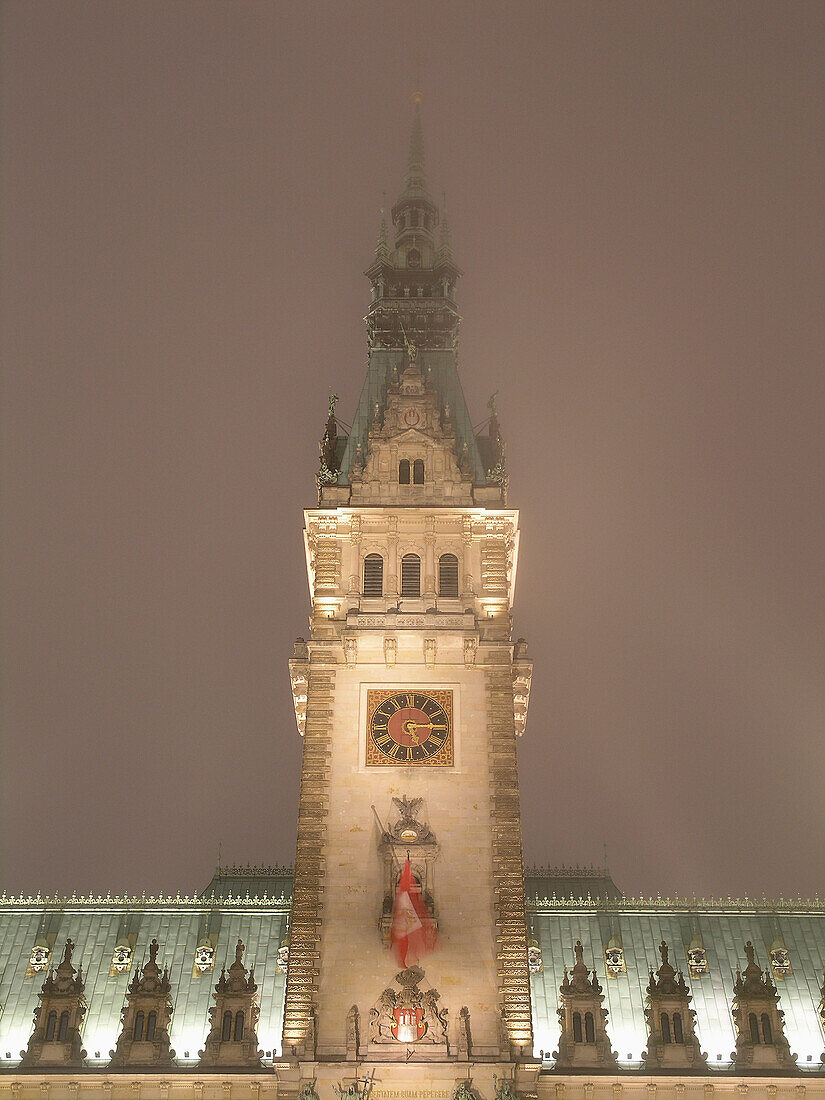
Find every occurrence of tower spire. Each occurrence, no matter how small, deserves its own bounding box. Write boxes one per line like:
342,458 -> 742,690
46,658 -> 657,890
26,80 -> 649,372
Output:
405,92 -> 427,194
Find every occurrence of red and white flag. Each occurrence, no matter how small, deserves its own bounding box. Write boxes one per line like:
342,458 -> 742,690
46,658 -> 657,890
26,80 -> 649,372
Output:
391,857 -> 437,968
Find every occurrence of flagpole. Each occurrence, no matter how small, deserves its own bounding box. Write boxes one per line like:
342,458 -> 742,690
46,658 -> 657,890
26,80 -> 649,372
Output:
370,803 -> 404,874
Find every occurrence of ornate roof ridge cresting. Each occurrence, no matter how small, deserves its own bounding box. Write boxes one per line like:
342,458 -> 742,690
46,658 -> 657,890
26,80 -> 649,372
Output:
526,892 -> 825,913
0,891 -> 292,909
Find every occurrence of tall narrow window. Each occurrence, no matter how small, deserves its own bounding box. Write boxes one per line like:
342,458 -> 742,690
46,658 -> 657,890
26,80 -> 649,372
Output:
673,1012 -> 684,1043
761,1014 -> 772,1044
661,1012 -> 671,1043
222,1011 -> 233,1042
749,1013 -> 760,1044
584,1011 -> 595,1043
572,1012 -> 583,1043
363,554 -> 384,597
57,1011 -> 69,1042
45,1011 -> 57,1042
399,459 -> 410,484
401,554 -> 421,597
413,459 -> 424,484
234,1011 -> 245,1041
133,1011 -> 145,1041
439,553 -> 459,597
146,1011 -> 157,1041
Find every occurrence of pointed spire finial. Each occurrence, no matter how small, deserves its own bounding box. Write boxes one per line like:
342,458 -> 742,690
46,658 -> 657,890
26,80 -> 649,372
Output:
406,93 -> 427,191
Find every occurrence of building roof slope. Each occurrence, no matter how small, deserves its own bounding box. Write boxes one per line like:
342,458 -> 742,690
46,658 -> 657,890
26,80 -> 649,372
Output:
528,899 -> 825,1071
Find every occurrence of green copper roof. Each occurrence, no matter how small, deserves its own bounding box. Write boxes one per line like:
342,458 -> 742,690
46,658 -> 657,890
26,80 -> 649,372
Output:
337,347 -> 486,486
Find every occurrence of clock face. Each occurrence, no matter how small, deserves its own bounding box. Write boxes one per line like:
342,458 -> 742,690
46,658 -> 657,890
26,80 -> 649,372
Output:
366,689 -> 454,767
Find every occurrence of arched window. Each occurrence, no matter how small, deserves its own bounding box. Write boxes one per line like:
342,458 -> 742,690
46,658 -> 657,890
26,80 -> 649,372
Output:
439,553 -> 459,597
401,554 -> 421,597
413,459 -> 424,484
572,1012 -> 583,1043
146,1010 -> 157,1041
45,1011 -> 57,1042
399,459 -> 410,484
661,1012 -> 671,1043
410,210 -> 419,228
749,1012 -> 760,1044
761,1014 -> 772,1044
584,1011 -> 595,1043
363,554 -> 384,597
57,1011 -> 69,1042
234,1011 -> 245,1041
673,1012 -> 684,1043
133,1010 -> 145,1041
222,1010 -> 233,1042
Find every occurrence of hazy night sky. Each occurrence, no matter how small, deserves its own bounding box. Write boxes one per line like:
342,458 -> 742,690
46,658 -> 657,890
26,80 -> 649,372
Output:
2,2 -> 824,901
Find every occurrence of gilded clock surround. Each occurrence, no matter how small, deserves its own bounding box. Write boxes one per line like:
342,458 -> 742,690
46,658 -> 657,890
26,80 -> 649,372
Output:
366,688 -> 454,767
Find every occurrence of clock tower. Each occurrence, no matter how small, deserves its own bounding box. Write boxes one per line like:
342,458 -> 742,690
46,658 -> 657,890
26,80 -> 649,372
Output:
283,97 -> 536,1096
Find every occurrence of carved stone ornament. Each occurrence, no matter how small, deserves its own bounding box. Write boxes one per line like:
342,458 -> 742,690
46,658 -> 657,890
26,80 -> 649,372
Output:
21,939 -> 87,1068
493,1075 -> 520,1100
111,944 -> 133,973
770,946 -> 792,978
368,967 -> 448,1051
29,945 -> 51,974
604,939 -> 626,977
731,941 -> 796,1071
527,938 -> 543,974
687,946 -> 708,977
199,939 -> 263,1068
554,940 -> 618,1070
390,796 -> 433,844
277,937 -> 290,974
109,939 -> 175,1068
378,798 -> 439,947
643,941 -> 706,1070
194,941 -> 215,974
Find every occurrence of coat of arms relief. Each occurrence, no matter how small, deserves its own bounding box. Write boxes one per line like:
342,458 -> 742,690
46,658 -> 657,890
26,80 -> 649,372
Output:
368,967 -> 449,1054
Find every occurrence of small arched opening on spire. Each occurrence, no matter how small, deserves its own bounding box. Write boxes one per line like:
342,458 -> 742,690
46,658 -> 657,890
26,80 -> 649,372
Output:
133,1011 -> 145,1041
584,1011 -> 595,1043
761,1013 -> 773,1043
222,1011 -> 233,1042
661,1012 -> 671,1043
673,1011 -> 684,1043
399,459 -> 410,485
146,1010 -> 157,1041
749,1012 -> 760,1044
57,1011 -> 69,1042
45,1011 -> 57,1042
413,459 -> 425,484
234,1011 -> 245,1041
572,1012 -> 583,1043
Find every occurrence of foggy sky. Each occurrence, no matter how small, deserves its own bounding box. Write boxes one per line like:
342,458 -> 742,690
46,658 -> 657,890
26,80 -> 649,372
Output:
2,1 -> 824,901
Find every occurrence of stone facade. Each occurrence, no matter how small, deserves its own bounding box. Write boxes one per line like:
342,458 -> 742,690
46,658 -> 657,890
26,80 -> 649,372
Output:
2,95 -> 825,1100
